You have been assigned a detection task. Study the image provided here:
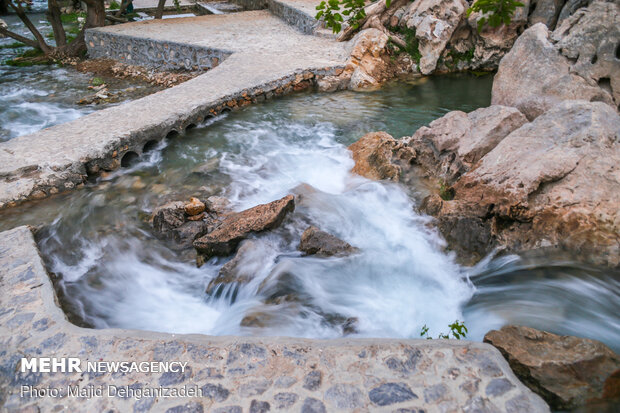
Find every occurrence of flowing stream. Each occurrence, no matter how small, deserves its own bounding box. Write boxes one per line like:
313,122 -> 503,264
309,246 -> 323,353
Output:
0,11 -> 161,141
1,74 -> 618,351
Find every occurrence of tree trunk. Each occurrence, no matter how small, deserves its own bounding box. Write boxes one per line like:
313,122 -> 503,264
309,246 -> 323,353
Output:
0,0 -> 9,15
47,0 -> 67,47
155,0 -> 166,19
115,0 -> 131,17
84,0 -> 106,29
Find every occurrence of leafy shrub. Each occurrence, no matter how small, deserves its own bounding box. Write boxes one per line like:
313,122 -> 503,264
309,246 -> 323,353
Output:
467,0 -> 525,32
315,0 -> 385,34
420,320 -> 468,340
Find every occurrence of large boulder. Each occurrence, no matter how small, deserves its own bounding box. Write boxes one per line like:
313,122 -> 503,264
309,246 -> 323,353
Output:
401,0 -> 468,74
348,131 -> 414,181
431,100 -> 620,266
404,105 -> 527,184
298,226 -> 358,257
193,195 -> 295,258
484,325 -> 620,410
491,23 -> 614,120
551,0 -> 620,107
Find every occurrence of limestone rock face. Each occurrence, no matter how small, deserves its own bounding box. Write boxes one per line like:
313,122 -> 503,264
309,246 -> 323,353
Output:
347,28 -> 390,89
552,0 -> 620,107
348,131 -> 414,181
438,100 -> 620,266
484,325 -> 620,410
298,226 -> 358,256
528,0 -> 565,29
401,0 -> 468,74
405,105 -> 527,183
193,195 -> 295,258
343,28 -> 412,90
491,23 -> 614,120
440,0 -> 530,71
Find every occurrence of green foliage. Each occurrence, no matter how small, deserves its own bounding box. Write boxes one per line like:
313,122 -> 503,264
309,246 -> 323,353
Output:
109,1 -> 121,10
438,180 -> 455,201
467,0 -> 524,32
3,48 -> 48,67
442,46 -> 474,70
387,25 -> 421,65
61,12 -> 87,24
174,0 -> 182,13
315,0 -> 368,34
91,77 -> 105,86
420,320 -> 468,340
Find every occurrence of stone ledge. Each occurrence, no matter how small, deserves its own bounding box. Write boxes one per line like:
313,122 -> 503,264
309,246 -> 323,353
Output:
0,226 -> 550,412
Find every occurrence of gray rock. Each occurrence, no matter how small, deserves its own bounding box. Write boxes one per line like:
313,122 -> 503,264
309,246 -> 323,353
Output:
165,402 -> 204,413
302,370 -> 322,391
301,397 -> 326,413
273,392 -> 298,409
324,383 -> 365,409
249,400 -> 270,413
369,382 -> 418,406
201,383 -> 230,402
486,378 -> 515,397
205,240 -> 261,295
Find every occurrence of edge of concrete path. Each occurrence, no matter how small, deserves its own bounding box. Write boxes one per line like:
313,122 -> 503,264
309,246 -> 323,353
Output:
0,225 -> 550,412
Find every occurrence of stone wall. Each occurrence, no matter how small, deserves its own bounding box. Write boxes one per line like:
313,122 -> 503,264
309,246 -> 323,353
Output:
230,0 -> 269,10
268,0 -> 320,35
0,226 -> 550,412
85,31 -> 231,71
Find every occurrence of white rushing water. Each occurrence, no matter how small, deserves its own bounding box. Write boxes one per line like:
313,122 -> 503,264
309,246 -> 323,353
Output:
22,78 -> 616,350
47,119 -> 473,339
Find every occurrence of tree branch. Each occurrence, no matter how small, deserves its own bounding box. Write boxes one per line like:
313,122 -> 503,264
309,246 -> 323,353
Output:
9,0 -> 52,52
0,26 -> 40,48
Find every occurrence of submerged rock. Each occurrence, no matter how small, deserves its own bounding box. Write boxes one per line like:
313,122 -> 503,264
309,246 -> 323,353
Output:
484,325 -> 620,410
492,20 -> 615,120
194,195 -> 295,258
298,227 -> 358,257
206,240 -> 261,295
348,131 -> 414,181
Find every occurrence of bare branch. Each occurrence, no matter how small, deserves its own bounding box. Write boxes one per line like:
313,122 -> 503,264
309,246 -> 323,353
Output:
9,0 -> 52,52
0,26 -> 40,48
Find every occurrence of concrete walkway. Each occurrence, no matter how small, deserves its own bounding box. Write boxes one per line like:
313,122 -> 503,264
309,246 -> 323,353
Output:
0,7 -> 346,209
0,226 -> 550,412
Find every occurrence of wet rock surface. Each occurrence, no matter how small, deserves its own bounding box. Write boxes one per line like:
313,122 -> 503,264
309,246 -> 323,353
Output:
298,226 -> 358,257
348,131 -> 415,181
0,226 -> 550,412
194,195 -> 295,258
484,325 -> 620,410
205,240 -> 263,296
